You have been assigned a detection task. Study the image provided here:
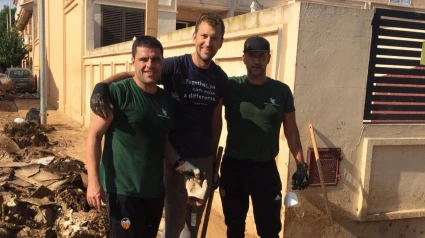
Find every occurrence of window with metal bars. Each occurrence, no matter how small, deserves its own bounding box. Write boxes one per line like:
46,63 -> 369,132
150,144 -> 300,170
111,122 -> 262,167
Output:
101,5 -> 145,47
389,0 -> 411,5
363,8 -> 425,123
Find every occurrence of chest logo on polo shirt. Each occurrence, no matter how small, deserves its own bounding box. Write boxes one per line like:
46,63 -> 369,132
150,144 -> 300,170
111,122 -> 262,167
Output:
264,97 -> 281,107
158,108 -> 170,119
121,217 -> 131,230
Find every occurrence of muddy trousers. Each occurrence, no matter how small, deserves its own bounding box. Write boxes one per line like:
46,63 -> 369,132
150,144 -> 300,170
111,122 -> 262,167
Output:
106,192 -> 164,238
220,157 -> 282,238
163,156 -> 213,238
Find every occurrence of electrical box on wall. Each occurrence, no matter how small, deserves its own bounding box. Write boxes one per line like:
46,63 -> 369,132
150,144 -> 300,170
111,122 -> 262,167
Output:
307,148 -> 342,186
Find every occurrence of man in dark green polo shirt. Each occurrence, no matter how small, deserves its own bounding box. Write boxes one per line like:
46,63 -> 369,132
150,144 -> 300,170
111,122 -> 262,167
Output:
85,36 -> 181,238
220,36 -> 309,238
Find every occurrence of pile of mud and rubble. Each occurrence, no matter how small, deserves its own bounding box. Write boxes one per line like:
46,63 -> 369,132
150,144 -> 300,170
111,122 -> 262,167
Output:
0,118 -> 108,238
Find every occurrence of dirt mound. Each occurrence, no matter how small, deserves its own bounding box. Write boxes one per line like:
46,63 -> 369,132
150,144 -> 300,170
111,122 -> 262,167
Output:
0,157 -> 109,238
2,121 -> 55,148
0,123 -> 109,238
44,157 -> 86,176
56,187 -> 90,213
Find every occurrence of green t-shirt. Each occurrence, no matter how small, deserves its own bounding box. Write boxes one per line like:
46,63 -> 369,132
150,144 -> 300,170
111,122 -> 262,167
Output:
100,78 -> 174,198
224,76 -> 295,162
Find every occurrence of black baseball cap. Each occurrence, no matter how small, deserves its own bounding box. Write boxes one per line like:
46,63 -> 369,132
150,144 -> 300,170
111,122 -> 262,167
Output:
243,36 -> 270,53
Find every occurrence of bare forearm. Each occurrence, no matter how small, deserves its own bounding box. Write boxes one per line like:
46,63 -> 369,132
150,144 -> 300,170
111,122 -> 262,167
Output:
285,128 -> 305,165
103,71 -> 135,85
211,118 -> 222,157
85,135 -> 103,182
211,99 -> 223,157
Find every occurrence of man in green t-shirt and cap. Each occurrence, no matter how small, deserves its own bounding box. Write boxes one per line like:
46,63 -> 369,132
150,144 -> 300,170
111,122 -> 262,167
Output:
220,36 -> 309,238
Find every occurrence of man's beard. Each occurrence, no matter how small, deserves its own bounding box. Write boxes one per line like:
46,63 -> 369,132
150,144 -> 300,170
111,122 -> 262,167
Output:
248,67 -> 265,77
197,49 -> 214,63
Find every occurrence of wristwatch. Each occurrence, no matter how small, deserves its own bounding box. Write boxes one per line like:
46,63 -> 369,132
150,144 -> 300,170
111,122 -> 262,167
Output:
173,158 -> 185,169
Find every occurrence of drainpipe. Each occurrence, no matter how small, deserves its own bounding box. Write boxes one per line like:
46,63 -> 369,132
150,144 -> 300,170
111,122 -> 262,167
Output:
40,0 -> 47,126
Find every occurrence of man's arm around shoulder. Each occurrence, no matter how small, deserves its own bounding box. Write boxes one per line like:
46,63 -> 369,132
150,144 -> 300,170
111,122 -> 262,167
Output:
90,72 -> 134,119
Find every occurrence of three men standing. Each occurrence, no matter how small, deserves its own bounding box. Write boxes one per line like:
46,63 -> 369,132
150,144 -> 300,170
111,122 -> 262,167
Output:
87,14 -> 309,238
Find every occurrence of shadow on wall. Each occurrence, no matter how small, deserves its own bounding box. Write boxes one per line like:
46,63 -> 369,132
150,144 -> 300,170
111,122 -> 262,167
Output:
44,57 -> 61,110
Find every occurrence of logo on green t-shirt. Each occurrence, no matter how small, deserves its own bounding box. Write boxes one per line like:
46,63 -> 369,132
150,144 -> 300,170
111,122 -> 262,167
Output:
158,108 -> 170,119
264,97 -> 281,107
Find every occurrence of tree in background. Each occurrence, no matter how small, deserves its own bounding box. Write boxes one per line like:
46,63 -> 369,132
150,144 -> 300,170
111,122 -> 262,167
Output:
0,6 -> 16,35
0,6 -> 26,72
0,29 -> 27,69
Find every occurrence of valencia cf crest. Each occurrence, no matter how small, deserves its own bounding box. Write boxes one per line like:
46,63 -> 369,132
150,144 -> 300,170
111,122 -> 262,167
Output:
121,217 -> 131,230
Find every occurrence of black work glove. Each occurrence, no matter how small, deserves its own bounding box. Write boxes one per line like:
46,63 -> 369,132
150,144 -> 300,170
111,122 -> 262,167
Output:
90,83 -> 112,119
292,163 -> 309,190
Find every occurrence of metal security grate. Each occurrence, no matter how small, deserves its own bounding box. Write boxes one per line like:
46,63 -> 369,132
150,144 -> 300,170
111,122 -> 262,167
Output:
307,148 -> 342,186
363,8 -> 425,123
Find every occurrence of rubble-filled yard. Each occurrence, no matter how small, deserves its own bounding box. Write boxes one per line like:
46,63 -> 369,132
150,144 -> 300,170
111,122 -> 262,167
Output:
0,97 -> 229,238
0,98 -> 109,238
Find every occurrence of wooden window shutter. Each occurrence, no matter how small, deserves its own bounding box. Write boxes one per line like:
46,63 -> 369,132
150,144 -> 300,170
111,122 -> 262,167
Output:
124,9 -> 145,42
101,6 -> 145,47
101,6 -> 123,47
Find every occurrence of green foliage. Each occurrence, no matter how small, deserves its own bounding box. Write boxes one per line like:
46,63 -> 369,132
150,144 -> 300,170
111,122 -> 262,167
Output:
0,6 -> 26,71
0,6 -> 16,34
0,29 -> 27,68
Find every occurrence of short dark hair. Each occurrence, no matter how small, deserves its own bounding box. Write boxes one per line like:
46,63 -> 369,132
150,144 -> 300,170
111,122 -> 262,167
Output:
132,36 -> 164,58
194,12 -> 225,40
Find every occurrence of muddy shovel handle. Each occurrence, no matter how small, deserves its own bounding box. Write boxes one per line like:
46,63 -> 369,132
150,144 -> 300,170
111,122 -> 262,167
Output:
309,124 -> 335,238
200,146 -> 224,238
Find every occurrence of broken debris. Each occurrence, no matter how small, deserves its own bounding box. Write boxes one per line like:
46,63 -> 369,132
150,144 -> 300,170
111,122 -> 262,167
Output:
0,122 -> 109,237
0,135 -> 21,154
2,121 -> 55,148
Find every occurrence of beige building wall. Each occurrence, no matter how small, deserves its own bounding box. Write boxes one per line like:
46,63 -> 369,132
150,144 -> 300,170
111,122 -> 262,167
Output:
284,3 -> 425,238
288,0 -> 425,11
176,0 -> 286,23
64,0 -> 85,124
46,0 -> 64,110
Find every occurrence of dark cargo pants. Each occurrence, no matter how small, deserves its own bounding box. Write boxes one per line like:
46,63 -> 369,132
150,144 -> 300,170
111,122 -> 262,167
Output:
220,157 -> 282,238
